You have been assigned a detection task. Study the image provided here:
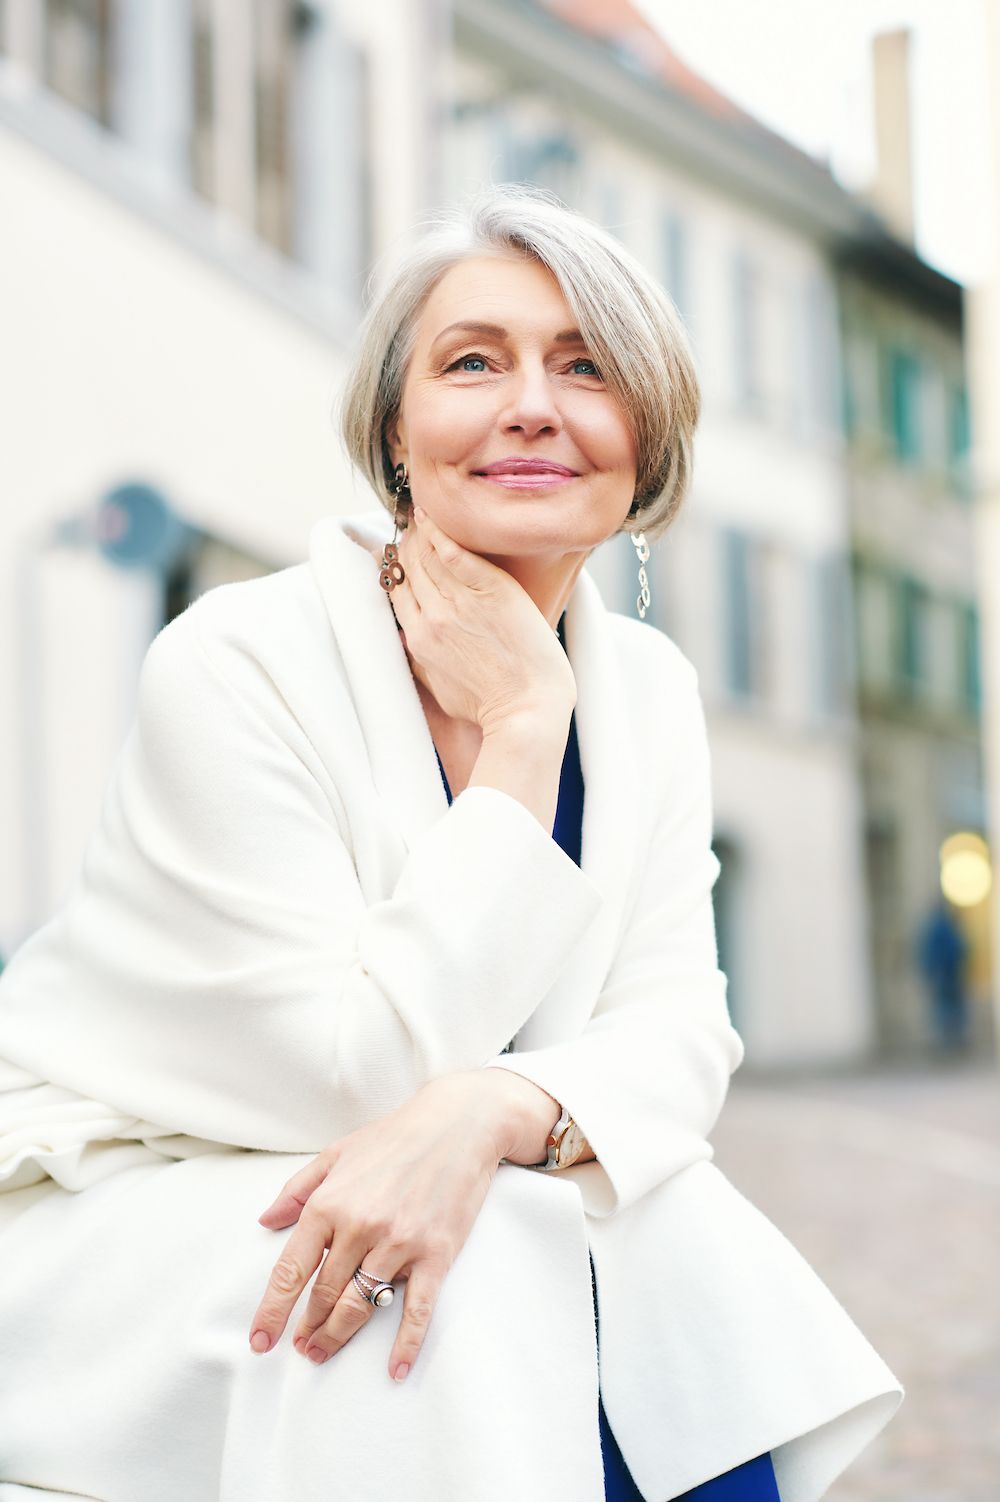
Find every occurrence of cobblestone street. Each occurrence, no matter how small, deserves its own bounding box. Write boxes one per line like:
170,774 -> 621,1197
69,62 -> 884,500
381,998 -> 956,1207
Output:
711,1056 -> 1000,1501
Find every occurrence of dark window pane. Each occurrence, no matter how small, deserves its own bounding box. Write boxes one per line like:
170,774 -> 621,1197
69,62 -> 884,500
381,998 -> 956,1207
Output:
723,528 -> 753,696
960,602 -> 981,715
888,348 -> 922,464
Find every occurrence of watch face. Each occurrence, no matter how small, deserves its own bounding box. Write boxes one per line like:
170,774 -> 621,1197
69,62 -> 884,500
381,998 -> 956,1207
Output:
557,1121 -> 586,1167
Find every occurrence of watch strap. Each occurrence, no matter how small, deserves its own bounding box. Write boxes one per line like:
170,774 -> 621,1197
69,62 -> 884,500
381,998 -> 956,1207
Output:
531,1104 -> 574,1171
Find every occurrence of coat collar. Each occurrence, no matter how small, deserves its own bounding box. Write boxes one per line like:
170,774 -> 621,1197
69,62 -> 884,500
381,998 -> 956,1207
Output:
308,508 -> 640,1045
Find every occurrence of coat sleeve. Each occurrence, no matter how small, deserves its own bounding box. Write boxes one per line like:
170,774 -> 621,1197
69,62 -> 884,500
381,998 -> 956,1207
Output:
480,651 -> 745,1219
0,599 -> 604,1177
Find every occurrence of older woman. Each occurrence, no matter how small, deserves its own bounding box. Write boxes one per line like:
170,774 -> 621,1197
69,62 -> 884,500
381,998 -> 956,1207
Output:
0,185 -> 901,1501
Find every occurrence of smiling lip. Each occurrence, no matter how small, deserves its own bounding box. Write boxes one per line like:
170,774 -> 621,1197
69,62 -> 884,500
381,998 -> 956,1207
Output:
474,471 -> 577,489
475,458 -> 579,476
473,459 -> 579,489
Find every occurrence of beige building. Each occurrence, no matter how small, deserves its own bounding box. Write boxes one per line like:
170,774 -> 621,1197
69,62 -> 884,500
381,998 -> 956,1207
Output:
838,29 -> 991,1058
967,0 -> 1000,1064
0,0 -> 435,952
445,0 -> 900,1067
840,261 -> 987,1055
443,0 -> 993,1063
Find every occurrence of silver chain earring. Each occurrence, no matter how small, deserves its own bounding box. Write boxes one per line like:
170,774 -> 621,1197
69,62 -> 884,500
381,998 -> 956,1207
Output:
631,529 -> 651,620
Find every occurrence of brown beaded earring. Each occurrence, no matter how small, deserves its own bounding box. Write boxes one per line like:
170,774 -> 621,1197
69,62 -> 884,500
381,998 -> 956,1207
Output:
379,462 -> 409,593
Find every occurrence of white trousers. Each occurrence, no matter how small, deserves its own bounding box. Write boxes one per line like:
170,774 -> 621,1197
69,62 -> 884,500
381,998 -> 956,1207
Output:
0,1151 -> 604,1502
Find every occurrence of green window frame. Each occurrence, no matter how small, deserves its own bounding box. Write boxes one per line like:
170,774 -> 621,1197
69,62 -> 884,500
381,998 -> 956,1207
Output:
887,348 -> 923,465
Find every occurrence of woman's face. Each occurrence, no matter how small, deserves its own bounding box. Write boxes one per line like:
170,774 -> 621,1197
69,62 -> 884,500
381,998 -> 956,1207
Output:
386,254 -> 638,564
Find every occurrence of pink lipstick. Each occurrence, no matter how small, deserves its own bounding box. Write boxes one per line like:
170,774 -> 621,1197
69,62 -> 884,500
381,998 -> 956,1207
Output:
473,457 -> 579,490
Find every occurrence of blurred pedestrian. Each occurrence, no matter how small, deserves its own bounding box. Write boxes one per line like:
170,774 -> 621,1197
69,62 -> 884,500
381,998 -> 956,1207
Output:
915,894 -> 971,1051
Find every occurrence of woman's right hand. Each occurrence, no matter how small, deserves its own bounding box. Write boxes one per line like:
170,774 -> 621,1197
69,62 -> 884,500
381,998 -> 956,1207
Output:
390,506 -> 578,734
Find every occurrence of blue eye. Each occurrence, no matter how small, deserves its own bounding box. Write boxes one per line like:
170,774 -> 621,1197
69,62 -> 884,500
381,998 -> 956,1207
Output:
447,354 -> 488,372
445,353 -> 602,377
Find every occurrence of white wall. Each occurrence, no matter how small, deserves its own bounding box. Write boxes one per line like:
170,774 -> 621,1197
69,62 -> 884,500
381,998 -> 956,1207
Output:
0,117 -> 372,950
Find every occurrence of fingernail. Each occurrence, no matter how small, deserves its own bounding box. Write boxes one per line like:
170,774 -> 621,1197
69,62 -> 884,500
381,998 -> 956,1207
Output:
394,1363 -> 410,1382
250,1331 -> 270,1353
306,1346 -> 328,1365
413,505 -> 426,523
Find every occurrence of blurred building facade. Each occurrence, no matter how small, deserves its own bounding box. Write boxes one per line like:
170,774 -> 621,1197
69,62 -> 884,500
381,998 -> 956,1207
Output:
837,30 -> 990,1057
0,0 -> 991,1066
969,0 -> 1000,1065
444,0 -> 991,1062
840,256 -> 988,1054
445,0 -> 873,1068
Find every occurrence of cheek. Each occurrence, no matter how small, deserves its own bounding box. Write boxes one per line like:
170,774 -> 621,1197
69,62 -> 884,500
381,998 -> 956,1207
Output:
574,403 -> 637,475
408,389 -> 491,463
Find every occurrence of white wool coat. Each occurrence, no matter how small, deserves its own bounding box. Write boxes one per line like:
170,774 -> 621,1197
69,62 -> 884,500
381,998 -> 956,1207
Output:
0,508 -> 903,1502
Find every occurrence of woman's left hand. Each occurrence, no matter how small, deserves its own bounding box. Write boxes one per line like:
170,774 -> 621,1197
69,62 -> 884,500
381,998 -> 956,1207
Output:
246,1071 -> 548,1382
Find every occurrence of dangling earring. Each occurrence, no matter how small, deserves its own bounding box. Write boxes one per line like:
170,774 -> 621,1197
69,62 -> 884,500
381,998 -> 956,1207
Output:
379,462 -> 409,592
631,528 -> 651,620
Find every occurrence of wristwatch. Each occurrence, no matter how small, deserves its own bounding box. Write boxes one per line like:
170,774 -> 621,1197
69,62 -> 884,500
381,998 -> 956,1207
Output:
530,1103 -> 588,1171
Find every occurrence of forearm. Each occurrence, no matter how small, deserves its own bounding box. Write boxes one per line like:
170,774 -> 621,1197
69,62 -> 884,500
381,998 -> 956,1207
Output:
469,708 -> 574,833
466,710 -> 596,1162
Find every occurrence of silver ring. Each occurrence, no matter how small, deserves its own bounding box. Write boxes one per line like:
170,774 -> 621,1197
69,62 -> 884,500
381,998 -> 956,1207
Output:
353,1266 -> 395,1308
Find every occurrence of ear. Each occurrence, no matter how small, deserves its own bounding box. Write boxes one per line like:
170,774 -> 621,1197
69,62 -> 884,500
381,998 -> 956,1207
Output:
384,412 -> 407,469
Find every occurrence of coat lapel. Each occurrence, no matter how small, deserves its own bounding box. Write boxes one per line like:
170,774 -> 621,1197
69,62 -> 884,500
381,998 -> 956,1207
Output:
308,509 -> 639,1046
308,510 -> 450,851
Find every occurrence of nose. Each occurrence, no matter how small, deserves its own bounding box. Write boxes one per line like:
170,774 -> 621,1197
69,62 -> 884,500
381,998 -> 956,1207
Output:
498,358 -> 563,438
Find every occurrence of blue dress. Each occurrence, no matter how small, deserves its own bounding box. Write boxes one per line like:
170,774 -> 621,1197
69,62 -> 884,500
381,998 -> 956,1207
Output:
432,613 -> 781,1501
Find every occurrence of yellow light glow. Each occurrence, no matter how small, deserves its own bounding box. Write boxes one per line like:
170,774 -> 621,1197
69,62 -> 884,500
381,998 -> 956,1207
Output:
939,831 -> 992,908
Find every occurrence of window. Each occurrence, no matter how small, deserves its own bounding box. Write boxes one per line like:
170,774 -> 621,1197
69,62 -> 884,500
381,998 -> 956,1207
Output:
661,210 -> 688,320
255,0 -> 294,254
853,559 -> 895,694
503,127 -> 581,204
289,4 -> 370,303
190,0 -> 215,201
732,250 -> 762,415
801,276 -> 838,434
896,575 -> 929,694
186,0 -> 370,275
959,602 -> 981,716
43,0 -> 114,125
887,347 -> 923,464
842,330 -> 883,448
920,366 -> 950,475
721,528 -> 761,698
812,552 -> 853,717
949,383 -> 970,461
948,382 -> 972,498
840,359 -> 856,440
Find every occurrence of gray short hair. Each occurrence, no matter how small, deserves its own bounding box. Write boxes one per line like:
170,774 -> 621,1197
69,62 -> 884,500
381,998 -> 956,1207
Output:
339,182 -> 700,543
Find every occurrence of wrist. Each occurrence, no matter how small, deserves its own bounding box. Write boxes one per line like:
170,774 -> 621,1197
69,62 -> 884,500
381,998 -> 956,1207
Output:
476,1067 -> 562,1166
479,702 -> 574,745
414,1069 -> 553,1169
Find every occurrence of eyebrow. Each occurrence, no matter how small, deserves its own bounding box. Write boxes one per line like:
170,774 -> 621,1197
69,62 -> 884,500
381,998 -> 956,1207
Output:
428,320 -> 587,353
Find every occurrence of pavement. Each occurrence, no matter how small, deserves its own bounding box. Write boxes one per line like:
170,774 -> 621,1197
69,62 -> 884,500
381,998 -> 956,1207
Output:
710,1055 -> 1000,1502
